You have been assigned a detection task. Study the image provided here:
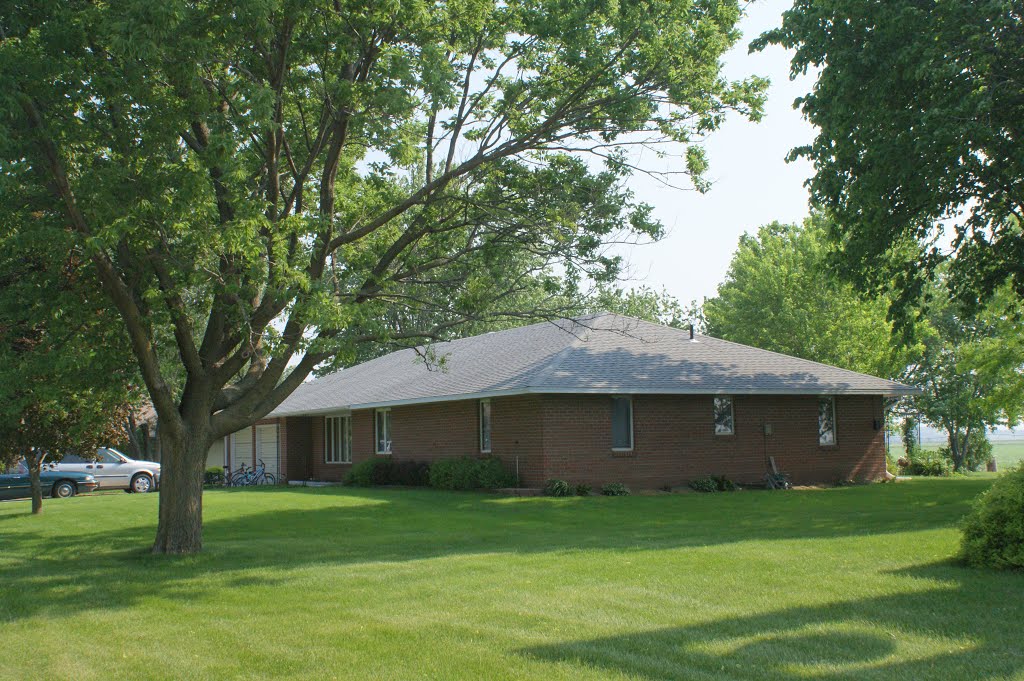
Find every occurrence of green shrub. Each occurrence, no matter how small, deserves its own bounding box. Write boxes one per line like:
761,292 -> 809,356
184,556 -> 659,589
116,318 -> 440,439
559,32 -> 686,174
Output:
600,482 -> 630,496
885,449 -> 900,477
899,450 -> 951,477
428,458 -> 459,490
347,459 -> 431,486
543,479 -> 571,497
575,483 -> 591,497
428,457 -> 513,491
392,460 -> 431,486
960,464 -> 1024,570
345,459 -> 382,486
689,476 -> 718,493
711,475 -> 738,491
373,459 -> 397,485
204,467 -> 225,487
475,457 -> 515,489
440,458 -> 478,490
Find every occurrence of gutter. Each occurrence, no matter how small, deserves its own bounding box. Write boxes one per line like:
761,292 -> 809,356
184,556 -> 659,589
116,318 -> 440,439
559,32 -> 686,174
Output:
270,384 -> 922,418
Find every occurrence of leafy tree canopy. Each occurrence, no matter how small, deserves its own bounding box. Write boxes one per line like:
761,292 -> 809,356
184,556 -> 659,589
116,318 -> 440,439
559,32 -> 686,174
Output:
753,0 -> 1024,313
0,0 -> 765,552
588,284 -> 687,327
702,215 -> 906,379
0,219 -> 140,513
909,279 -> 1024,471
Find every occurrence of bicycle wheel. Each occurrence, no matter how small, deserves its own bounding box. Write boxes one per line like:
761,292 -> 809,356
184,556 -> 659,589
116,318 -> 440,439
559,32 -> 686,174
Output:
262,473 -> 277,485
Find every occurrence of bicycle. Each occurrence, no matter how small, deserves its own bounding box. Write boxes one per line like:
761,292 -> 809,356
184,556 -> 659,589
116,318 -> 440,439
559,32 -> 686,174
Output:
251,459 -> 277,485
227,462 -> 252,487
228,460 -> 277,486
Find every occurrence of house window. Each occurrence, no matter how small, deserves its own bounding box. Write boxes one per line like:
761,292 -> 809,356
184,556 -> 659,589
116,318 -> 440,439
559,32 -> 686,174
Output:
325,415 -> 351,464
375,409 -> 392,454
479,399 -> 492,453
818,397 -> 836,446
713,397 -> 734,435
611,397 -> 633,450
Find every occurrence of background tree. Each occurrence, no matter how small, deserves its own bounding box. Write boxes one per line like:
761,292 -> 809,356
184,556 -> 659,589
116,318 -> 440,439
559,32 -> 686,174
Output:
0,223 -> 139,513
588,285 -> 687,327
900,415 -> 921,460
701,215 -> 905,378
909,282 -> 1024,472
754,0 -> 1024,313
0,394 -> 134,514
0,1 -> 766,553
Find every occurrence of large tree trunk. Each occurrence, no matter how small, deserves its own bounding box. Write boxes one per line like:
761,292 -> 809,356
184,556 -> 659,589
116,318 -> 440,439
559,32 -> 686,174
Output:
947,429 -> 965,472
124,413 -> 143,459
152,426 -> 211,554
27,452 -> 43,515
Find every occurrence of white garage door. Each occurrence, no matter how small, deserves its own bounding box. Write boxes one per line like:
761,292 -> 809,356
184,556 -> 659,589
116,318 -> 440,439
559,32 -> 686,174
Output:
256,424 -> 279,478
206,438 -> 226,469
231,427 -> 253,473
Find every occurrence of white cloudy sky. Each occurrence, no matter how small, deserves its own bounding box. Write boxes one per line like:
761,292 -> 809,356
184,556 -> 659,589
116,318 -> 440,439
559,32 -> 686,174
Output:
617,0 -> 818,304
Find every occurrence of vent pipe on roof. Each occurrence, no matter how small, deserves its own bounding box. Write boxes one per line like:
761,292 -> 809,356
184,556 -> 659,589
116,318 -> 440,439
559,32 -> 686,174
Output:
689,324 -> 694,340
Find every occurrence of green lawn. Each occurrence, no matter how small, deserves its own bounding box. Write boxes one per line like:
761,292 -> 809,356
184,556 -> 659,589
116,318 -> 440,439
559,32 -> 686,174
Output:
1,481 -> 1022,680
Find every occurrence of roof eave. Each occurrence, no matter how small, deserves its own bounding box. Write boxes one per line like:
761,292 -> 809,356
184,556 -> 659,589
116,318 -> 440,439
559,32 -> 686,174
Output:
269,384 -> 922,417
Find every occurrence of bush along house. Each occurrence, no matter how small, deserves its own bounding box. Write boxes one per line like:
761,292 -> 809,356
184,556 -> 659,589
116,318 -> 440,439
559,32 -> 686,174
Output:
206,313 -> 918,489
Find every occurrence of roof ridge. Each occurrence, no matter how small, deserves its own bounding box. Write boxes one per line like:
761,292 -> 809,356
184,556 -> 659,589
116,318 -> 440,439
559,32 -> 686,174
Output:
522,321 -> 593,387
522,314 -> 676,387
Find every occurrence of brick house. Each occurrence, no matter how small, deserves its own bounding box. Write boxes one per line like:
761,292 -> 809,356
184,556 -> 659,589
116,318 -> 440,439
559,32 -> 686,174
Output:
208,313 -> 917,488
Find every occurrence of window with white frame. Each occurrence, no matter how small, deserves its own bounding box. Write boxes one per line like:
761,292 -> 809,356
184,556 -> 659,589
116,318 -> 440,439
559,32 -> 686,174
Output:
611,397 -> 633,450
818,397 -> 836,446
713,397 -> 734,435
375,409 -> 392,454
324,415 -> 351,464
479,399 -> 492,453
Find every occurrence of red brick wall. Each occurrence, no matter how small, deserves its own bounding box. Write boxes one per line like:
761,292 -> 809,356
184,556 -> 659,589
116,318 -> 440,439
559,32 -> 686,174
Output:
343,396 -> 546,485
304,414 -> 345,481
283,393 -> 886,488
540,394 -> 886,488
491,395 -> 546,486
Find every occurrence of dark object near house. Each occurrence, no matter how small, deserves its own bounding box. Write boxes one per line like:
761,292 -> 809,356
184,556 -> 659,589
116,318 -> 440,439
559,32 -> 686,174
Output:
543,479 -> 572,497
600,482 -> 630,496
690,476 -> 719,493
691,475 -> 739,492
210,314 -> 918,490
0,460 -> 98,500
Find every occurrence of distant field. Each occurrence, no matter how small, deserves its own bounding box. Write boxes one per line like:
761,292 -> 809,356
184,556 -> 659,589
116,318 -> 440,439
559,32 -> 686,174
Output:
919,440 -> 1024,470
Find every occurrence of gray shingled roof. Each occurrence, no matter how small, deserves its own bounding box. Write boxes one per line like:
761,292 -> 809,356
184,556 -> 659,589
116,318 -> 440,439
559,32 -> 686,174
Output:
270,313 -> 918,416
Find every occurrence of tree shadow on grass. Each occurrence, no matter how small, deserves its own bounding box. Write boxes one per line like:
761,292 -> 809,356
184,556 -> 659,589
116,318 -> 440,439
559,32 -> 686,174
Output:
518,561 -> 1024,680
0,480 -> 1005,629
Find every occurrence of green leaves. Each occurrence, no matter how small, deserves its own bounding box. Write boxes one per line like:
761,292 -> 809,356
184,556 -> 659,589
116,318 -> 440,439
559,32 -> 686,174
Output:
0,219 -> 139,468
910,278 -> 1024,463
702,215 -> 905,379
756,0 -> 1024,309
0,0 -> 763,432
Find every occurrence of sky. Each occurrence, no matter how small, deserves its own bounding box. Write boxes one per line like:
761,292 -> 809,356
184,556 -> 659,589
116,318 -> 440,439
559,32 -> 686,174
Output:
618,0 -> 818,305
